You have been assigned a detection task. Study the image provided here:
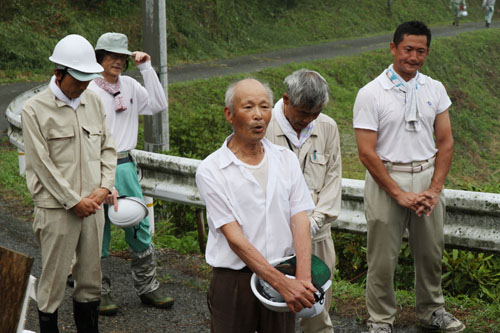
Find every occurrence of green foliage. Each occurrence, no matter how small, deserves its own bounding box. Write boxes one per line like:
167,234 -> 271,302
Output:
151,213 -> 203,255
0,0 -> 491,82
442,250 -> 500,303
0,0 -> 141,82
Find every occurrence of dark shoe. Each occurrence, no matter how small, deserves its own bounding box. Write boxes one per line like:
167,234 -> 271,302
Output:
66,274 -> 74,288
73,300 -> 100,333
139,288 -> 174,309
38,309 -> 59,333
98,293 -> 118,315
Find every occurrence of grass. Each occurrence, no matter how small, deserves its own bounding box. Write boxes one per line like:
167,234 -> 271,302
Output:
1,1 -> 499,329
165,28 -> 500,193
0,0 -> 494,83
331,278 -> 500,331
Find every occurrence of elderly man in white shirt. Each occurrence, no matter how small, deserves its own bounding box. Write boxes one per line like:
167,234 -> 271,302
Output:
196,78 -> 317,333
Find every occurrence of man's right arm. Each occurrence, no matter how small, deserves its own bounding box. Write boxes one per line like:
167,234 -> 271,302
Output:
355,128 -> 422,212
22,105 -> 82,210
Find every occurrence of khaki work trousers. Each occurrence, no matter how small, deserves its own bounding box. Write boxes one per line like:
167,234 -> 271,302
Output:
34,207 -> 104,313
364,166 -> 445,325
300,222 -> 336,333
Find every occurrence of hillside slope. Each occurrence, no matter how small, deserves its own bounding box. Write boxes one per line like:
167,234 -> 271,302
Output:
0,0 -> 493,82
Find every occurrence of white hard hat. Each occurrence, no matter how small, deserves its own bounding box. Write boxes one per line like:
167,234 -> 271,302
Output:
49,34 -> 104,81
460,10 -> 468,17
108,197 -> 148,228
250,256 -> 332,318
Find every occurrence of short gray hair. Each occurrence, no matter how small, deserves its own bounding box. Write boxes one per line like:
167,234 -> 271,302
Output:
225,78 -> 274,112
284,69 -> 329,108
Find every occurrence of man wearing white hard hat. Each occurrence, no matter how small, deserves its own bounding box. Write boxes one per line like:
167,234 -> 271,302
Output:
87,32 -> 172,314
22,34 -> 116,332
196,78 -> 316,332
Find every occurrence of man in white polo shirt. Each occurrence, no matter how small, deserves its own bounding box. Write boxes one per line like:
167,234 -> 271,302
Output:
196,78 -> 316,332
353,21 -> 464,332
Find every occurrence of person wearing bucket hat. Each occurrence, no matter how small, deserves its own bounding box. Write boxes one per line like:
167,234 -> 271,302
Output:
266,69 -> 341,333
196,78 -> 317,332
87,32 -> 171,314
21,34 -> 117,333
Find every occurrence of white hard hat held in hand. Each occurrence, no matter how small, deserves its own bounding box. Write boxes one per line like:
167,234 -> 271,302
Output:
107,196 -> 148,228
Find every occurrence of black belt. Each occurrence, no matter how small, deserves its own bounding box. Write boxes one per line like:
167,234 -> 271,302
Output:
117,155 -> 132,165
214,266 -> 253,274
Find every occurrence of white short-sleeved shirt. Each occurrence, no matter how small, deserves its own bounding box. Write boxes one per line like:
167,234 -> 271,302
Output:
196,136 -> 315,269
353,70 -> 452,163
88,62 -> 167,152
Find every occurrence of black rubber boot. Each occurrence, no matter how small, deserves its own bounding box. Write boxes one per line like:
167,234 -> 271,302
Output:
38,309 -> 59,333
73,300 -> 100,333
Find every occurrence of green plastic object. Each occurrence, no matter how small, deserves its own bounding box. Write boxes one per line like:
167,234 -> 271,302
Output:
275,254 -> 331,287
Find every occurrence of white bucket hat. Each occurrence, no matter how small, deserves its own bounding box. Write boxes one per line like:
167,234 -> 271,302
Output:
95,32 -> 132,55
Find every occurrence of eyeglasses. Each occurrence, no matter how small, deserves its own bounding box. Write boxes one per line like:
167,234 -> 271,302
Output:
106,53 -> 128,61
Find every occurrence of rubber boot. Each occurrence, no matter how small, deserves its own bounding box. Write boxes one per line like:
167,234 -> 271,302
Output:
73,300 -> 100,333
38,309 -> 59,333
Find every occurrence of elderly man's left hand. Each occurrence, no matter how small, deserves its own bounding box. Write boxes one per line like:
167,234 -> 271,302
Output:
131,51 -> 151,66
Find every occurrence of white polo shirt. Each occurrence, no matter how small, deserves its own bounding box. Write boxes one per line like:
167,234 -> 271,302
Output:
353,70 -> 451,163
196,136 -> 315,269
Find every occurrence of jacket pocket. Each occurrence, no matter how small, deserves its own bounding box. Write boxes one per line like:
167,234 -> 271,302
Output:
81,124 -> 102,161
46,127 -> 75,164
305,153 -> 328,192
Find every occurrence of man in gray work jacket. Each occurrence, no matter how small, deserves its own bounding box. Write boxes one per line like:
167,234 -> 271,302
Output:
266,69 -> 342,333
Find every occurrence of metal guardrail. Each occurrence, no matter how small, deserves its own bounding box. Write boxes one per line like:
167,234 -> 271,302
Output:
6,85 -> 500,254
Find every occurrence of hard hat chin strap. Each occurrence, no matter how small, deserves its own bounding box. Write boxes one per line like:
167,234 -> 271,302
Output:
55,65 -> 68,86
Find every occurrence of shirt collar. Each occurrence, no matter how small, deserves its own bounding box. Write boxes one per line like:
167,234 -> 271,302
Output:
218,135 -> 284,169
49,75 -> 85,110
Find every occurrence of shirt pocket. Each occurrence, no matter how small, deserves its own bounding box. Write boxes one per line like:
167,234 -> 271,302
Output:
46,127 -> 75,165
305,153 -> 328,192
81,124 -> 102,161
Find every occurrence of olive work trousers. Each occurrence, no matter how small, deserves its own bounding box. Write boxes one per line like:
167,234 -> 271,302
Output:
364,166 -> 446,326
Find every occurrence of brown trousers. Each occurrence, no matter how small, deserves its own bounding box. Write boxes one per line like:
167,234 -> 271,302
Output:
208,267 -> 295,333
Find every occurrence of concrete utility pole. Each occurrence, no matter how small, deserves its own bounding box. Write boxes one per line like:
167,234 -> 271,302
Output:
142,0 -> 169,152
141,0 -> 168,234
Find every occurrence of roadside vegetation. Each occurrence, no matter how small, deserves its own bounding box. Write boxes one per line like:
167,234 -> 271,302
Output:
0,0 -> 491,83
1,0 -> 499,330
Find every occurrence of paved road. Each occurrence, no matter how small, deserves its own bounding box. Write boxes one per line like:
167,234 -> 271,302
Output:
1,21 -> 495,135
2,21 -> 493,332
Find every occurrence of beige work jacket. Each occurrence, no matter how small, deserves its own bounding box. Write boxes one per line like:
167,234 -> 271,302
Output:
266,113 -> 342,226
22,88 -> 116,210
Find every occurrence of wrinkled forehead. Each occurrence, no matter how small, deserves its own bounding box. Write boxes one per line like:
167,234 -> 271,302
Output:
234,79 -> 270,104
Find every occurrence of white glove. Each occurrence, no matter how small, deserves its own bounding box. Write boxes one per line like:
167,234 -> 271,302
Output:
309,216 -> 320,237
